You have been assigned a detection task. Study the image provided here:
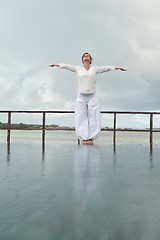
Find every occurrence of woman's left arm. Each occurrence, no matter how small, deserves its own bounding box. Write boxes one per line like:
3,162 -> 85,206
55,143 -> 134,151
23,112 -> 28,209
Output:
95,66 -> 127,73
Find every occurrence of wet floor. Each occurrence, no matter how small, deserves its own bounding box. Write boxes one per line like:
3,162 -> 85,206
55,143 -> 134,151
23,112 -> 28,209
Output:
0,141 -> 160,240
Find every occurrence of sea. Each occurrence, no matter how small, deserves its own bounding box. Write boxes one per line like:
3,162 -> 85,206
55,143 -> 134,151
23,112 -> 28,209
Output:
0,130 -> 160,240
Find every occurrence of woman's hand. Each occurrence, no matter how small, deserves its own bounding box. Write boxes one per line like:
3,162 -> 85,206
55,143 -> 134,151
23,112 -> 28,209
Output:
48,64 -> 60,67
120,67 -> 127,71
115,67 -> 127,71
48,64 -> 55,67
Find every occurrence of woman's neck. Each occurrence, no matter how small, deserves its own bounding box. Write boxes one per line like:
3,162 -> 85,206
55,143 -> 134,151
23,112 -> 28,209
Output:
83,62 -> 90,70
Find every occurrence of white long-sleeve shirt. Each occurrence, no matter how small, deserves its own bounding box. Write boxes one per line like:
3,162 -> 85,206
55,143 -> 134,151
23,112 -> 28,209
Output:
59,64 -> 115,94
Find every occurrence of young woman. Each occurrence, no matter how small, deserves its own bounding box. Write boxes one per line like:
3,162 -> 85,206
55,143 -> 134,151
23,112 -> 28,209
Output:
48,53 -> 126,145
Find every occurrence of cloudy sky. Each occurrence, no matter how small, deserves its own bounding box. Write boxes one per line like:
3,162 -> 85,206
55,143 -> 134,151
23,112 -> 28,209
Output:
0,0 -> 160,127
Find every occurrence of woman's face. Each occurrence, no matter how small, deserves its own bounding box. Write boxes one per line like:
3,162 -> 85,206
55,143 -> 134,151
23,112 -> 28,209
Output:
82,53 -> 92,64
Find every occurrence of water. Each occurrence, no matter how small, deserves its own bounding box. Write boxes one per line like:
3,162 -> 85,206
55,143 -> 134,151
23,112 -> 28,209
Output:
0,132 -> 160,239
1,130 -> 160,144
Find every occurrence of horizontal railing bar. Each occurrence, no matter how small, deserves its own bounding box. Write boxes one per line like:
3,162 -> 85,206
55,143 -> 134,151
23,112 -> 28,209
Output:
1,110 -> 160,115
101,111 -> 160,115
0,110 -> 75,114
1,128 -> 160,132
102,129 -> 160,132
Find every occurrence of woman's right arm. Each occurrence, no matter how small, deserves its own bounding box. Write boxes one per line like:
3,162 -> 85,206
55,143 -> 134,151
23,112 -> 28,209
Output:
48,64 -> 78,72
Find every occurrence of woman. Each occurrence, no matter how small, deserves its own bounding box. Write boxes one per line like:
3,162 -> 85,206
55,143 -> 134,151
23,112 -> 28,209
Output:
48,53 -> 126,145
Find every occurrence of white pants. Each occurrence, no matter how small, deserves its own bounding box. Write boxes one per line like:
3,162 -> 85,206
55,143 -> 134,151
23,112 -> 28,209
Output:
75,93 -> 101,140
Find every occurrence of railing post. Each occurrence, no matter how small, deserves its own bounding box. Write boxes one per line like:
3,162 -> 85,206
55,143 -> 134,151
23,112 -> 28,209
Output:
113,113 -> 116,144
7,111 -> 11,143
150,113 -> 153,145
42,112 -> 46,144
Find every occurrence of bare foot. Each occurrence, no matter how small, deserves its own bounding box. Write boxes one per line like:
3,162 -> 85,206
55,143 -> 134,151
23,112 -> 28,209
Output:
88,139 -> 94,145
82,140 -> 87,144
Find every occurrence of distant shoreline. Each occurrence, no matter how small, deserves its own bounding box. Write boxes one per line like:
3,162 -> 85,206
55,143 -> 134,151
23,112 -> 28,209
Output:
1,122 -> 160,131
0,122 -> 74,130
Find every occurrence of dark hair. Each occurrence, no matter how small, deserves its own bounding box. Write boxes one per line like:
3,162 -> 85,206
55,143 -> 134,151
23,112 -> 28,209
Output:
82,52 -> 92,64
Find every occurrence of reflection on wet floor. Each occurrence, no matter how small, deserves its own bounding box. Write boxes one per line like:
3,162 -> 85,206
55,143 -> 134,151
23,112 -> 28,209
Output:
1,141 -> 160,240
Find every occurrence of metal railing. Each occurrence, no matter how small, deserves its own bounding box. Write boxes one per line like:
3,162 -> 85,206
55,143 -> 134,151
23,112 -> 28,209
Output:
0,110 -> 160,144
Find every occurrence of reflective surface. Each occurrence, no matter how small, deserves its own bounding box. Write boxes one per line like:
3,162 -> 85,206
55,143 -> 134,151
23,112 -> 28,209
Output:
0,141 -> 160,240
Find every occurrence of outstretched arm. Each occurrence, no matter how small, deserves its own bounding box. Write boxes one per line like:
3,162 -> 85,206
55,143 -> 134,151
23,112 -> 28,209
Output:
48,64 -> 60,67
48,63 -> 78,72
115,67 -> 127,71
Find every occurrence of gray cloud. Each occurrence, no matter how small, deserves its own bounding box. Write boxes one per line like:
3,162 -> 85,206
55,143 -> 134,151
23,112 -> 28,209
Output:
0,0 -> 160,126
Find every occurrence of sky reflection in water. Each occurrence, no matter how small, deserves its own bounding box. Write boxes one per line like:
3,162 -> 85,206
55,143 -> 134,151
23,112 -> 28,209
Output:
0,142 -> 160,240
